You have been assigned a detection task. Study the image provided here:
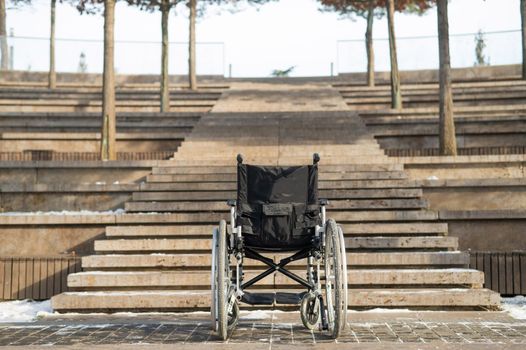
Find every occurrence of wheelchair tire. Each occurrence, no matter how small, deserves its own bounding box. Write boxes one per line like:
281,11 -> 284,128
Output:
300,292 -> 321,330
337,224 -> 348,328
323,219 -> 344,339
217,220 -> 229,340
210,227 -> 219,332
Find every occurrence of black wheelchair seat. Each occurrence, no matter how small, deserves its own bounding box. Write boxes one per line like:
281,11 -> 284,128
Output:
236,164 -> 321,250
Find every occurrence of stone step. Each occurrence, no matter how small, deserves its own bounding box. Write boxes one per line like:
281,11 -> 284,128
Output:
0,105 -> 213,113
347,252 -> 468,267
277,269 -> 484,287
340,86 -> 526,97
347,288 -> 500,308
146,171 -> 408,182
104,222 -> 447,238
348,288 -> 500,308
94,238 -> 213,253
151,164 -> 405,174
138,180 -> 420,191
343,223 -> 448,235
51,288 -> 500,312
166,156 -> 392,166
67,271 -> 273,289
369,124 -> 526,135
94,235 -> 453,253
51,291 -> 211,312
81,251 -> 469,270
105,225 -> 217,237
346,237 -> 458,250
331,210 -> 438,222
174,145 -> 384,154
132,188 -> 423,201
342,92 -> 526,104
0,99 -> 216,107
67,269 -> 483,289
140,179 -> 421,191
124,198 -> 429,212
107,210 -> 440,224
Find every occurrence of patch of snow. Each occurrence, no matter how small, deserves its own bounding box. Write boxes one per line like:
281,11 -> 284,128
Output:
0,209 -> 126,216
0,300 -> 52,323
502,296 -> 526,319
348,308 -> 412,313
426,175 -> 439,181
240,310 -> 271,320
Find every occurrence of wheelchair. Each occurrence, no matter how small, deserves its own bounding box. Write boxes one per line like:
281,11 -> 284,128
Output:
211,154 -> 348,340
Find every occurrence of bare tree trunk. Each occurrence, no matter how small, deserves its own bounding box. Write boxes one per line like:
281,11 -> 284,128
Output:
0,0 -> 8,71
160,0 -> 170,112
365,0 -> 375,87
101,0 -> 116,161
386,0 -> 402,109
437,0 -> 457,156
48,0 -> 57,89
522,0 -> 526,79
188,0 -> 197,90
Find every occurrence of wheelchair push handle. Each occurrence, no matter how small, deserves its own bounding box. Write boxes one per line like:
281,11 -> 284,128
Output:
313,153 -> 320,164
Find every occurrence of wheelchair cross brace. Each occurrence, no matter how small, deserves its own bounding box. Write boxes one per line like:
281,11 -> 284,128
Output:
241,247 -> 314,290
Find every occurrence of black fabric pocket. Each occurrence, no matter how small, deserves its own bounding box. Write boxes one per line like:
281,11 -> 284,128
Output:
261,203 -> 292,243
237,208 -> 260,235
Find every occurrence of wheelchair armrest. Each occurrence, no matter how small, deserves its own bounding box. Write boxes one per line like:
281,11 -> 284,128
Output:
227,199 -> 237,207
319,198 -> 329,206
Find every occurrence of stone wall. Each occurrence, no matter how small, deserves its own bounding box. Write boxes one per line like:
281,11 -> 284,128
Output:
339,64 -> 521,84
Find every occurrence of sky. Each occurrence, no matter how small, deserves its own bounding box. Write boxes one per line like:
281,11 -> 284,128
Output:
5,0 -> 522,77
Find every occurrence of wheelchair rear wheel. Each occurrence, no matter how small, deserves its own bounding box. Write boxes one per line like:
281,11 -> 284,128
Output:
337,224 -> 348,327
210,227 -> 219,332
217,220 -> 229,340
323,219 -> 344,339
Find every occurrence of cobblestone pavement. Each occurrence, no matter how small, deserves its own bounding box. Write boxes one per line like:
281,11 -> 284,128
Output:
0,311 -> 525,348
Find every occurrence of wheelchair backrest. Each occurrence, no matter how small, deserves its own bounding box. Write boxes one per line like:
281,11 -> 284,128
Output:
236,163 -> 320,250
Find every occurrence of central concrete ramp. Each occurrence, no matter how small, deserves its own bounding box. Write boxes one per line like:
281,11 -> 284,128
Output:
174,82 -> 388,165
52,82 -> 499,312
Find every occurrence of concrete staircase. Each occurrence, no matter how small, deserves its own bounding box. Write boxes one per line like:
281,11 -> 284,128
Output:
334,80 -> 526,156
52,82 -> 500,312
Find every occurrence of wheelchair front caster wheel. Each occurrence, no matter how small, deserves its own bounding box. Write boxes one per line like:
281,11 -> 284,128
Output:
227,300 -> 240,330
300,293 -> 321,330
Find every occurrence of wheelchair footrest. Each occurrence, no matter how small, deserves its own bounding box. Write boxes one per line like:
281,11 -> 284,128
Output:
241,292 -> 275,305
241,291 -> 307,306
275,292 -> 306,305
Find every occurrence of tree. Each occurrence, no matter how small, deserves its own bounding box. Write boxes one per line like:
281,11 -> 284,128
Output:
49,0 -> 57,88
474,30 -> 489,66
320,0 -> 383,87
385,0 -> 435,109
0,0 -> 31,71
521,0 -> 526,79
188,0 -> 196,90
3,0 -> 61,87
385,0 -> 401,109
127,0 -> 181,112
77,0 -> 119,160
437,0 -> 456,155
320,0 -> 434,91
0,0 -> 7,70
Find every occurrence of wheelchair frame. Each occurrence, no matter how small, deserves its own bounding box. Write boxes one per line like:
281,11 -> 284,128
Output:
211,154 -> 348,340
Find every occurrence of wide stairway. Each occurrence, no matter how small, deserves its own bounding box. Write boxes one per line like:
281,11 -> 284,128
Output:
0,83 -> 226,160
52,82 -> 500,312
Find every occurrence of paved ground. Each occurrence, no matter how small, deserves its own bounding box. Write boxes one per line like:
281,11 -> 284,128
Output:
0,311 -> 525,349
